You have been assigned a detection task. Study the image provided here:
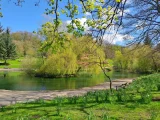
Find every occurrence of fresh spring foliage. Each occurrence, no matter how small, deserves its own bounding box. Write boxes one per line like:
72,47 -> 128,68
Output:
11,32 -> 41,57
37,49 -> 78,77
36,0 -> 123,49
22,35 -> 106,77
113,45 -> 160,73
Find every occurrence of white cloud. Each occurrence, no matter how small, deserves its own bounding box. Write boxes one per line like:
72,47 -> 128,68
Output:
66,18 -> 87,26
85,12 -> 91,16
65,17 -> 133,45
123,9 -> 130,15
103,33 -> 124,44
124,9 -> 130,13
118,8 -> 131,16
103,29 -> 133,45
66,18 -> 90,32
66,20 -> 71,24
126,0 -> 132,4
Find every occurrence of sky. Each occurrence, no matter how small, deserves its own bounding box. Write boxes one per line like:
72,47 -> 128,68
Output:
0,0 -> 131,45
0,0 -> 50,32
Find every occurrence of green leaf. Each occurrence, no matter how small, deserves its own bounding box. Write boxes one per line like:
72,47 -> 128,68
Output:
116,0 -> 121,3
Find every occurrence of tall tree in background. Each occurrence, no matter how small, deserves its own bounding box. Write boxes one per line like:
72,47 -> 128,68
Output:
0,24 -> 4,58
124,0 -> 160,46
11,32 -> 41,57
0,28 -> 16,64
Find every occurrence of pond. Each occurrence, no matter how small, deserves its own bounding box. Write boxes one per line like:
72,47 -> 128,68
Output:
0,71 -> 141,91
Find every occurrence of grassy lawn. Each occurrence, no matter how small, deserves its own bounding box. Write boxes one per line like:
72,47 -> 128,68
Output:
0,58 -> 23,68
0,92 -> 159,120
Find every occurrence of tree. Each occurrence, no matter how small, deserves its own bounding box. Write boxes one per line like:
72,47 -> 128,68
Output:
1,0 -> 159,46
0,24 -> 3,33
1,0 -> 126,46
37,48 -> 78,77
71,35 -> 106,74
123,0 -> 160,46
2,0 -> 159,78
11,32 -> 41,57
114,50 -> 123,71
0,24 -> 4,58
0,28 -> 16,64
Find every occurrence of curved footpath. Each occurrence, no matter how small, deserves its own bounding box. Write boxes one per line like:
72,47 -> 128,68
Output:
0,78 -> 134,106
0,68 -> 23,71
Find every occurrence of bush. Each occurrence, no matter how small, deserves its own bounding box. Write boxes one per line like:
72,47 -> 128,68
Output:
21,57 -> 43,75
37,49 -> 78,77
140,91 -> 152,104
117,89 -> 128,102
157,84 -> 160,91
129,73 -> 160,92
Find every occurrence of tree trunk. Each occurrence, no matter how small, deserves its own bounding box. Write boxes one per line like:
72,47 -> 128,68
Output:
76,67 -> 81,74
4,59 -> 7,65
99,64 -> 112,92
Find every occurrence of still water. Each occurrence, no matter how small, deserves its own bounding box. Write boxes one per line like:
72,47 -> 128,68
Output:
0,71 -> 141,91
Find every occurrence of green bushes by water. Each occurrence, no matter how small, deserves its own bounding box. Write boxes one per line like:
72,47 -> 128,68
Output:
128,73 -> 160,92
37,49 -> 78,77
21,57 -> 43,75
21,36 -> 108,78
113,46 -> 160,73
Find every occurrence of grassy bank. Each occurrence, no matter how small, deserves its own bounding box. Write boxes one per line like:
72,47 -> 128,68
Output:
0,58 -> 22,69
0,74 -> 160,120
0,98 -> 159,120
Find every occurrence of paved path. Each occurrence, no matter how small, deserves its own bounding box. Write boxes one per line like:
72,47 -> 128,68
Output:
0,78 -> 134,106
0,68 -> 23,71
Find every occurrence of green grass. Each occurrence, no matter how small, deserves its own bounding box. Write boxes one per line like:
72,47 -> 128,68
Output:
0,94 -> 159,120
0,58 -> 23,68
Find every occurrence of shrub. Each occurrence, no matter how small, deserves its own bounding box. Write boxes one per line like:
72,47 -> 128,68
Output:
21,57 -> 43,75
129,73 -> 160,92
37,49 -> 78,77
117,89 -> 128,102
140,91 -> 152,104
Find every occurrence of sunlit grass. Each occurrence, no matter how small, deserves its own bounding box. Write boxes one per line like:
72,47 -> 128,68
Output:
0,58 -> 23,68
0,95 -> 159,120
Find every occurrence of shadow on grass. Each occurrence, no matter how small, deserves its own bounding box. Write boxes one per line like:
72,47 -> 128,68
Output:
0,63 -> 9,66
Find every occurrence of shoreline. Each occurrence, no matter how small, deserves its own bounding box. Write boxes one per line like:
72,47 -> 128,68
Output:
0,78 -> 134,106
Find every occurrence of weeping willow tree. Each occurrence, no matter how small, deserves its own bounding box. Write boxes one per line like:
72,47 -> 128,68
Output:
37,48 -> 78,77
33,33 -> 107,77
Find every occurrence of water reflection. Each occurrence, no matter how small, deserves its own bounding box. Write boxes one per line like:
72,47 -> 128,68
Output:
3,71 -> 8,78
0,71 -> 141,91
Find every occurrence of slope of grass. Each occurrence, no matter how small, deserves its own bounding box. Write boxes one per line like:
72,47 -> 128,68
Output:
0,58 -> 22,68
0,95 -> 159,120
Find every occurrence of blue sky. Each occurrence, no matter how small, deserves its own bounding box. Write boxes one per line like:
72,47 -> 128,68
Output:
1,0 -> 51,32
0,0 -> 131,45
0,0 -> 83,32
